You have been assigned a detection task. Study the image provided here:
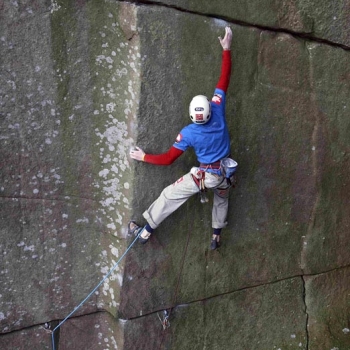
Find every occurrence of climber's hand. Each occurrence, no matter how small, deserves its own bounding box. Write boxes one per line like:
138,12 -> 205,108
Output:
130,146 -> 146,161
219,26 -> 232,50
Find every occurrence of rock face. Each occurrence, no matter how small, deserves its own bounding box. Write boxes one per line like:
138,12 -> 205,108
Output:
1,1 -> 350,350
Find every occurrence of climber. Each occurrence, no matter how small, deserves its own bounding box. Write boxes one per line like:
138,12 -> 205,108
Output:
129,26 -> 235,250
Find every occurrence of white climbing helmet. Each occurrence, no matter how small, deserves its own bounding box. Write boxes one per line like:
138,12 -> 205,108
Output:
189,95 -> 211,124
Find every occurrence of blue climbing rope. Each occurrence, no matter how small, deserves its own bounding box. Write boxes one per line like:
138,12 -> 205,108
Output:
51,228 -> 144,350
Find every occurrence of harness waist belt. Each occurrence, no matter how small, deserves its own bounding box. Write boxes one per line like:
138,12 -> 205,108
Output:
199,160 -> 221,170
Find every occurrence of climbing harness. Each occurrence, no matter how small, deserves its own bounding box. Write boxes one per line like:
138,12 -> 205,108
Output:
50,228 -> 144,350
191,157 -> 238,203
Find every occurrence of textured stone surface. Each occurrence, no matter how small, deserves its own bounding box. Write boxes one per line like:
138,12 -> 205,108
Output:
300,42 -> 350,274
0,312 -> 123,350
0,0 -> 139,343
149,0 -> 350,46
0,323 -> 52,350
124,277 -> 307,350
58,312 -> 124,350
0,197 -> 101,333
305,267 -> 350,349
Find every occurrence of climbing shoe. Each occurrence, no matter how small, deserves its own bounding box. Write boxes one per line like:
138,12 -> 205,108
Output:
138,228 -> 152,244
128,221 -> 151,244
210,236 -> 221,250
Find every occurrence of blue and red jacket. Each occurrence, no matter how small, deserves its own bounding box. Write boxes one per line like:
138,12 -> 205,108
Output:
144,50 -> 231,166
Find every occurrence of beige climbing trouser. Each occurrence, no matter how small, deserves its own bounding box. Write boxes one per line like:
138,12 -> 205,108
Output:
143,167 -> 231,230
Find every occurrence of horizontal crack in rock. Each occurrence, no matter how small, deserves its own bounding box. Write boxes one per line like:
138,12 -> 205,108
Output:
124,265 -> 350,322
118,0 -> 350,51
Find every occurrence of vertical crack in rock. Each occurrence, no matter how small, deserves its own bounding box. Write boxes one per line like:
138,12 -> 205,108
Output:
301,276 -> 310,349
202,252 -> 209,350
300,42 -> 323,274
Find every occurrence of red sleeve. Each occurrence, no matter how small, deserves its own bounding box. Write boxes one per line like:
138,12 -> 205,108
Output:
216,50 -> 231,93
144,146 -> 184,165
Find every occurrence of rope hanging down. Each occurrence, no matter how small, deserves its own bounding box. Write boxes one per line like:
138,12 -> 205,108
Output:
50,229 -> 144,350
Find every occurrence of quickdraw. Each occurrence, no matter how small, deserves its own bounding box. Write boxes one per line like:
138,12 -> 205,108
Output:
190,168 -> 209,203
199,177 -> 209,203
157,310 -> 170,330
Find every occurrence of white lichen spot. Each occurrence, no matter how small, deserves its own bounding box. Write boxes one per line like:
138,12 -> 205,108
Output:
116,68 -> 127,77
107,223 -> 116,230
99,169 -> 109,178
117,273 -> 123,286
96,55 -> 106,64
33,189 -> 39,194
343,328 -> 350,334
110,247 -> 118,258
50,0 -> 61,13
111,165 -> 119,174
76,218 -> 89,224
24,245 -> 35,252
106,102 -> 116,113
8,123 -> 20,129
110,336 -> 118,348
